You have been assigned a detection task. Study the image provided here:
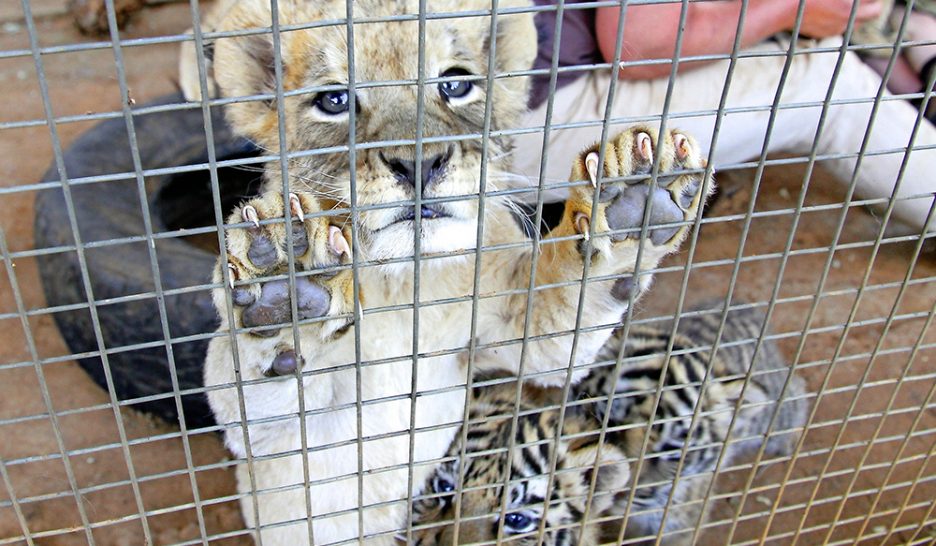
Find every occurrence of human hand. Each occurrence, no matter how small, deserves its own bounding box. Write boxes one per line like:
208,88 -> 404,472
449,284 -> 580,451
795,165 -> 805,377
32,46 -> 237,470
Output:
797,0 -> 884,38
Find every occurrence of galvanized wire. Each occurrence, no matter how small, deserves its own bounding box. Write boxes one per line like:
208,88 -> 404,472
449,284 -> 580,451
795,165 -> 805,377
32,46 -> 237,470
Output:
180,0 -> 268,539
266,0 -> 318,540
340,1 -> 369,543
447,0 -> 506,542
2,0 -> 936,544
713,0 -> 915,543
749,11 -> 936,545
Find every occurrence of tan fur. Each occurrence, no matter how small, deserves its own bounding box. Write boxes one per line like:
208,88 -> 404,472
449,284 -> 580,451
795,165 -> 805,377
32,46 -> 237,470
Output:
182,1 -> 713,544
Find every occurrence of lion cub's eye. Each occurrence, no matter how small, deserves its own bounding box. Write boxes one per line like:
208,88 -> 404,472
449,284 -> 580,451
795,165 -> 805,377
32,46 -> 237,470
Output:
312,89 -> 353,115
438,68 -> 474,101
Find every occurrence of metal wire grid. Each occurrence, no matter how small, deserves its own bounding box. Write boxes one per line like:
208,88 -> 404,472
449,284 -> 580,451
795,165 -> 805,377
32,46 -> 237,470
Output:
1,0 -> 935,544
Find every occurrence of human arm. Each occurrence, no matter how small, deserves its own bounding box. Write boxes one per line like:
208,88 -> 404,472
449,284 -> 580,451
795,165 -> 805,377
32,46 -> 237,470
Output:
597,0 -> 885,80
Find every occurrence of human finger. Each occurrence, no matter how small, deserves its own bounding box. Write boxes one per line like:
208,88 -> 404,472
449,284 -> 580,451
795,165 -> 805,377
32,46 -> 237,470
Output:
855,0 -> 884,22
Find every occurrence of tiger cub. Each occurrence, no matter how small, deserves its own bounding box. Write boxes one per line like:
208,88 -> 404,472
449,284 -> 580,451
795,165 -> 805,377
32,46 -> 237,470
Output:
410,305 -> 807,545
572,304 -> 808,545
409,373 -> 631,545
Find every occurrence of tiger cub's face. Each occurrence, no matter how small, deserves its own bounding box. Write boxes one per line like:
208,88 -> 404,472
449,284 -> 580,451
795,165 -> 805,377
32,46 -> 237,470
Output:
208,0 -> 537,264
410,392 -> 630,545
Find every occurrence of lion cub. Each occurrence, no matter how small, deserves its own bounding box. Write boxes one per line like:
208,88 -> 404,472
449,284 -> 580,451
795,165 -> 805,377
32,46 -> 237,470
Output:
181,0 -> 713,543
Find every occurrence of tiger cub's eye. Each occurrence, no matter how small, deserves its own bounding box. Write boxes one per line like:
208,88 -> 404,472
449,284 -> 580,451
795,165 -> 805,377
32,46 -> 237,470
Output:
503,512 -> 535,533
433,476 -> 455,493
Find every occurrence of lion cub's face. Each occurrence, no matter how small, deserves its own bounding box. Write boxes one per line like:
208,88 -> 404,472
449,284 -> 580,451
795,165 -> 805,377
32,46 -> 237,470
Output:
209,0 -> 536,262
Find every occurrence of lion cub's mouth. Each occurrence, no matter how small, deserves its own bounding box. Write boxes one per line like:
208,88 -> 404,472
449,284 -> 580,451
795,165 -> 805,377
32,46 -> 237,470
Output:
396,204 -> 451,223
371,204 -> 456,234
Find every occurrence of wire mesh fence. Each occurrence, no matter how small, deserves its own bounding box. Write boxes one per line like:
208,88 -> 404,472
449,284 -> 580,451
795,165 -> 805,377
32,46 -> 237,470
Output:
1,0 -> 935,544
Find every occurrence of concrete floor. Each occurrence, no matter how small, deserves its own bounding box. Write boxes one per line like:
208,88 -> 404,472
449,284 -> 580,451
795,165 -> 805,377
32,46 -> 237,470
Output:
0,2 -> 934,545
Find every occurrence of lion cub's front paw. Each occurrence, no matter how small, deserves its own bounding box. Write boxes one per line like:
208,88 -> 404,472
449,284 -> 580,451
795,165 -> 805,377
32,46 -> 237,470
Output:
218,191 -> 354,353
567,125 -> 712,257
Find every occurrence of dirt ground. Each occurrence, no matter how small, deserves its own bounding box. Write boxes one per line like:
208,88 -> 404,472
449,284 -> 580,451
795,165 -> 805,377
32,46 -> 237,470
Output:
0,3 -> 934,545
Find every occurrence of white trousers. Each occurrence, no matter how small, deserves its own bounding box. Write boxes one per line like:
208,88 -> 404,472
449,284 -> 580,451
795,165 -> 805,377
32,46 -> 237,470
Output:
512,37 -> 936,233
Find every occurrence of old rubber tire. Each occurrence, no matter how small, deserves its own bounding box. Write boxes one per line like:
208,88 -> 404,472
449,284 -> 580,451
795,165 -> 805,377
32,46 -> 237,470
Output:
34,93 -> 260,429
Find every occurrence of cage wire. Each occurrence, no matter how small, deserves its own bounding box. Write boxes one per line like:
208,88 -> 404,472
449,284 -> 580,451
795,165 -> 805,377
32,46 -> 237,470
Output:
1,0 -> 935,544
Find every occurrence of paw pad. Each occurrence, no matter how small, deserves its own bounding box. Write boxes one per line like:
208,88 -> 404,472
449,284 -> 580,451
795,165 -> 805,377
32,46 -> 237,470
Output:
239,277 -> 332,336
247,229 -> 280,269
265,349 -> 303,377
605,183 -> 685,245
610,276 -> 638,302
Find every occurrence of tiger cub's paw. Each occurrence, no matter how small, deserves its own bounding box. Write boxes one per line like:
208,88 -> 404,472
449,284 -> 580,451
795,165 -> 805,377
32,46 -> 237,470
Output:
566,125 -> 712,259
214,191 -> 354,373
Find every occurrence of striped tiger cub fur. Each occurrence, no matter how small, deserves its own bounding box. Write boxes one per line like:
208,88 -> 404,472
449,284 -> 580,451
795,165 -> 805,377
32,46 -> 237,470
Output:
410,304 -> 807,545
571,304 -> 808,545
409,374 -> 630,545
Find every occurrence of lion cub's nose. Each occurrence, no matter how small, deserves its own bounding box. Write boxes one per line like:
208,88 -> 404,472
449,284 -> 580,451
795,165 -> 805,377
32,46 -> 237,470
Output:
380,148 -> 451,190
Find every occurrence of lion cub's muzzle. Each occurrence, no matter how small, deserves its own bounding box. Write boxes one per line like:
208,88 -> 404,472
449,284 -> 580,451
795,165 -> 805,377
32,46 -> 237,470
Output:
379,145 -> 454,191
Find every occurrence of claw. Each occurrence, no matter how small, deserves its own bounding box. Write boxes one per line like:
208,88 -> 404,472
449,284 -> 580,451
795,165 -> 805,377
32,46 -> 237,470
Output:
328,225 -> 351,257
637,132 -> 653,163
288,193 -> 304,222
227,263 -> 237,289
585,152 -> 600,188
242,205 -> 260,228
674,133 -> 690,160
574,212 -> 591,242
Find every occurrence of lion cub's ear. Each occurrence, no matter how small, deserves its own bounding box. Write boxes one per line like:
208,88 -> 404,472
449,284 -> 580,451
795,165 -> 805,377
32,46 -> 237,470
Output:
178,0 -> 242,102
450,0 -> 537,122
179,34 -> 218,102
491,2 -> 538,74
204,0 -> 288,147
213,11 -> 277,104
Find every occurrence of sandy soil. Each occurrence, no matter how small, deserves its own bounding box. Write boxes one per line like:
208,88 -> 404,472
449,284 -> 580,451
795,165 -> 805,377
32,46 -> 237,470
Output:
0,3 -> 933,545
